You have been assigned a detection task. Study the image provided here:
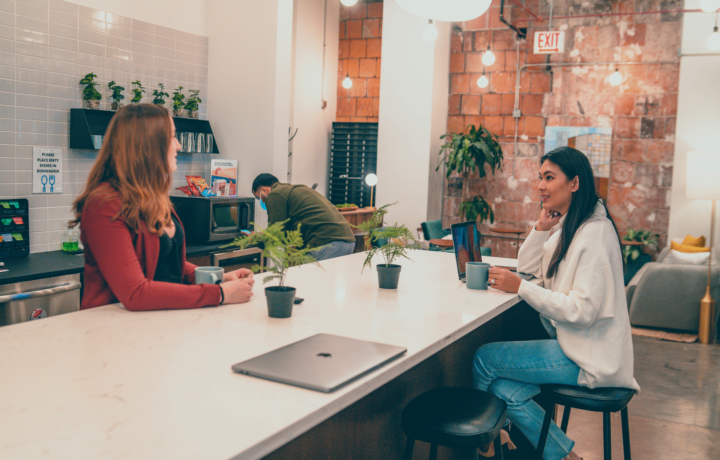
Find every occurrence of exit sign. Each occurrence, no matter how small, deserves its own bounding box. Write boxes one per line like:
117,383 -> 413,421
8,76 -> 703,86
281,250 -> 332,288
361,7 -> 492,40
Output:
533,31 -> 565,54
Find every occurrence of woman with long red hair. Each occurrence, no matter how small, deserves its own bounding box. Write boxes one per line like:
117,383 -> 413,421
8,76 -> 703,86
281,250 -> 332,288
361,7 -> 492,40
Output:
70,104 -> 254,311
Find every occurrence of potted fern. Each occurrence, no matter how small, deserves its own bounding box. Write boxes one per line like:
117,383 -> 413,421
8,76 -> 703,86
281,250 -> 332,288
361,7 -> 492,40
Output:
622,228 -> 658,285
185,89 -> 201,119
355,203 -> 416,289
79,73 -> 102,109
152,83 -> 169,107
437,124 -> 504,225
107,81 -> 125,110
222,220 -> 322,318
130,80 -> 145,103
172,86 -> 185,117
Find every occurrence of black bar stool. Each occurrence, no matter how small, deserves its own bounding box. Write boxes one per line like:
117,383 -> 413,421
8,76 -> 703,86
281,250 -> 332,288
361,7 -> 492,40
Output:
401,387 -> 507,460
536,384 -> 636,460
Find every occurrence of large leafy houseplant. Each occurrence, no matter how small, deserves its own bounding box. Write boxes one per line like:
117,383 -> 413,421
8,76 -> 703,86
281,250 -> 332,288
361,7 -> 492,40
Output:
437,124 -> 504,224
622,228 -> 658,264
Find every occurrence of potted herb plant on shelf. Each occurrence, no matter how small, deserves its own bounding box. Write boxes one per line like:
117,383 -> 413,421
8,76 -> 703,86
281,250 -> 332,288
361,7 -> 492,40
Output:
355,203 -> 416,289
437,124 -> 504,225
79,73 -> 102,109
130,80 -> 145,103
107,81 -> 125,110
185,89 -> 202,119
152,83 -> 169,107
172,86 -> 185,117
222,220 -> 322,318
622,228 -> 658,285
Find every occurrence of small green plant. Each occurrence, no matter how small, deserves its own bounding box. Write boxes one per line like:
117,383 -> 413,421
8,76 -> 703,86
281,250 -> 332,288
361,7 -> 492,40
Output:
354,203 -> 416,271
622,228 -> 658,264
221,220 -> 322,287
107,81 -> 125,104
130,80 -> 145,103
79,73 -> 102,101
185,89 -> 202,112
437,124 -> 503,224
152,83 -> 169,105
172,86 -> 185,111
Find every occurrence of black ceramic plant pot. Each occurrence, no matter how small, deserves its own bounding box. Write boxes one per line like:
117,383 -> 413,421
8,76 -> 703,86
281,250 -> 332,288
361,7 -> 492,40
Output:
265,286 -> 296,318
377,264 -> 401,289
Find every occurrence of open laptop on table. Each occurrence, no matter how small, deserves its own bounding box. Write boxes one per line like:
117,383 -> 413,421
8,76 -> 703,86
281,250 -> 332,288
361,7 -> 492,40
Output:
232,333 -> 407,393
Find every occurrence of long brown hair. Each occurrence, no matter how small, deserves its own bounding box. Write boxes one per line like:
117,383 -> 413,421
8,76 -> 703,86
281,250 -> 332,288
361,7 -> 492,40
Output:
70,103 -> 174,236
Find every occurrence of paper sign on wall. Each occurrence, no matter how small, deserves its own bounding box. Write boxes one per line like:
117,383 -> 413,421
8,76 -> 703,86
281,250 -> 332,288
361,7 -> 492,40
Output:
210,159 -> 237,197
32,147 -> 63,194
533,31 -> 565,54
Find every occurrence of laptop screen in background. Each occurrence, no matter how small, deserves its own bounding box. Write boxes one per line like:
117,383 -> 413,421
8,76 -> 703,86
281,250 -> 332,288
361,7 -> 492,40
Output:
451,222 -> 483,279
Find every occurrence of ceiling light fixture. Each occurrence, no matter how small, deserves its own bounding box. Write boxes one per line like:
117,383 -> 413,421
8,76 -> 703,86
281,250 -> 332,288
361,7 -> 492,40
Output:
700,0 -> 720,13
708,13 -> 720,51
340,0 -> 358,7
482,45 -> 495,66
395,0 -> 492,22
609,68 -> 622,86
342,74 -> 353,89
477,72 -> 489,88
423,19 -> 438,42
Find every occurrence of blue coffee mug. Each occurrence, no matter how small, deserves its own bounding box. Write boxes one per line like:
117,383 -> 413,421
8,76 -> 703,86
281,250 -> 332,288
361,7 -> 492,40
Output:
466,262 -> 490,290
195,266 -> 224,285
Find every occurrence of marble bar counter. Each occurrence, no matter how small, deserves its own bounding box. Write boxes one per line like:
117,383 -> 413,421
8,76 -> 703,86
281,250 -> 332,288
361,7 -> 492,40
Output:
0,251 -> 523,459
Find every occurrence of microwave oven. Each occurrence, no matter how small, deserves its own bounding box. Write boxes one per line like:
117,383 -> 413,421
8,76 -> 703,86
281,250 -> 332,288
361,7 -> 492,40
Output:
170,195 -> 254,244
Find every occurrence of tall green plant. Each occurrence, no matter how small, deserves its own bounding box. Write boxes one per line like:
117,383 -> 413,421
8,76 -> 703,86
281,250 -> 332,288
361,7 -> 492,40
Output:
354,203 -> 417,271
622,228 -> 658,264
185,89 -> 202,112
131,80 -> 145,103
79,73 -> 102,101
437,124 -> 504,224
152,83 -> 169,105
221,221 -> 322,287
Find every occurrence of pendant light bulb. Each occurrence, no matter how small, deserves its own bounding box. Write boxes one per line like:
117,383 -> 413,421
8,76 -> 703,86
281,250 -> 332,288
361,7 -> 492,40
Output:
340,0 -> 358,7
609,68 -> 622,86
423,19 -> 438,42
342,75 -> 353,89
700,0 -> 720,13
707,26 -> 720,51
482,46 -> 495,66
477,73 -> 489,88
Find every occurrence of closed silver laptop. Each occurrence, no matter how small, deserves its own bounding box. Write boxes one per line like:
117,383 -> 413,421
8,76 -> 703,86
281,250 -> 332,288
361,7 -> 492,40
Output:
231,333 -> 407,393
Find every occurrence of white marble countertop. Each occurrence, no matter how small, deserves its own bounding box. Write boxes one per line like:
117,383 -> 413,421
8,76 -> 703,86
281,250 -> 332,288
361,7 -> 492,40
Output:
0,251 -> 522,460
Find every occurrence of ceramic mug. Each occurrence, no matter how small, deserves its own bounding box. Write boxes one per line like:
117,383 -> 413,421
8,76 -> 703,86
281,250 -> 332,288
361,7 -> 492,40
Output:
466,262 -> 490,290
195,266 -> 224,285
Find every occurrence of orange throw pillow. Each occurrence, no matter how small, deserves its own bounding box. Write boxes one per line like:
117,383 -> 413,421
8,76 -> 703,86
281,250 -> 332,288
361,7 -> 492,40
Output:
682,234 -> 706,247
671,241 -> 710,253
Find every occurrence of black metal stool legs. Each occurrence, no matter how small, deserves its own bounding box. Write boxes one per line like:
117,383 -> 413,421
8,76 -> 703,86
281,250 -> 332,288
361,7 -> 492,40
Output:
603,412 -> 612,460
403,438 -> 414,460
621,407 -> 632,460
560,406 -> 571,433
429,444 -> 438,460
494,434 -> 504,460
537,407 -> 553,460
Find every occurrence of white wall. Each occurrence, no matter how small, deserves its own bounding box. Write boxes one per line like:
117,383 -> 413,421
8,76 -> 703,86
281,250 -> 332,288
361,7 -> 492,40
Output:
376,1 -> 449,232
668,1 -> 720,246
207,0 -> 294,227
72,0 -> 209,36
288,0 -> 339,196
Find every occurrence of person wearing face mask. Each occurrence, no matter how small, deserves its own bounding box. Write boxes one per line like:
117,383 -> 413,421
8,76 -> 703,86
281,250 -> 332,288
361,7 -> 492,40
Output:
251,174 -> 356,261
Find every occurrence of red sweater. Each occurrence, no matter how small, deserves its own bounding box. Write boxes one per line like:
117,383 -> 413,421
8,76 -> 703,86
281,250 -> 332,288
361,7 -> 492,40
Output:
79,184 -> 221,311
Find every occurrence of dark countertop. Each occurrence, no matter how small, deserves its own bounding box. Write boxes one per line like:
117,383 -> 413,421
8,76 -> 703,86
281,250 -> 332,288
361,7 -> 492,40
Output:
0,250 -> 85,286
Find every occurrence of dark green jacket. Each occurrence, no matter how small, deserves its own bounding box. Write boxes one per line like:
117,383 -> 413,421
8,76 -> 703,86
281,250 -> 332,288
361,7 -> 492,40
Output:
266,183 -> 355,249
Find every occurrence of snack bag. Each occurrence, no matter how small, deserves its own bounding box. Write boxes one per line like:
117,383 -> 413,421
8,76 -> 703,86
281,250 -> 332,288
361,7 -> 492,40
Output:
185,175 -> 203,196
188,176 -> 216,197
176,186 -> 195,196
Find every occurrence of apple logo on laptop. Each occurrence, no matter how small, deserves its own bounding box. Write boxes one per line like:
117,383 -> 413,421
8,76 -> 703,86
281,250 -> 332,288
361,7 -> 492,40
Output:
317,353 -> 332,358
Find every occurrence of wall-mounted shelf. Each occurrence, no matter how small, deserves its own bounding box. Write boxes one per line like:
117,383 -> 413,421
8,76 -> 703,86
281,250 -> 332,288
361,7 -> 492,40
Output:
69,108 -> 220,154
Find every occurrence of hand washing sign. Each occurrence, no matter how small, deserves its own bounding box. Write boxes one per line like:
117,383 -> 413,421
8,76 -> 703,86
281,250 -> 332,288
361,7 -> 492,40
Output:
33,147 -> 63,194
533,31 -> 565,54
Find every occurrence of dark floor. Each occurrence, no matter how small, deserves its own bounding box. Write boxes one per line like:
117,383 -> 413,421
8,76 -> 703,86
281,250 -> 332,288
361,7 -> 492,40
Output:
555,337 -> 720,460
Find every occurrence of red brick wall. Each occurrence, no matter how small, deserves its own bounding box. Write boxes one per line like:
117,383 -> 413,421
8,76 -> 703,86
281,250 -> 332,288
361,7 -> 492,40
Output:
443,0 -> 681,258
337,0 -> 383,122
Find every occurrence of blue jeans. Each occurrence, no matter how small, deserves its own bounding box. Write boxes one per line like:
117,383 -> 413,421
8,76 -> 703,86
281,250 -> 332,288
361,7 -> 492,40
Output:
473,340 -> 581,460
310,240 -> 356,261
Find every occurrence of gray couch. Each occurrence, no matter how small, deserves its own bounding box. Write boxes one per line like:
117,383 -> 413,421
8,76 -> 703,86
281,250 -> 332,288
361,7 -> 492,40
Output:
627,246 -> 720,333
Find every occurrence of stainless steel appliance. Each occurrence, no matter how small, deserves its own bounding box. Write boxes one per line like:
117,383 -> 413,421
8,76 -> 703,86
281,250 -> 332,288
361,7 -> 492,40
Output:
0,274 -> 81,326
170,195 -> 254,244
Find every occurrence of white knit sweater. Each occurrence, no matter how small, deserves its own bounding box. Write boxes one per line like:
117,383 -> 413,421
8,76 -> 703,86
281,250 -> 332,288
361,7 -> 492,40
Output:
517,202 -> 640,391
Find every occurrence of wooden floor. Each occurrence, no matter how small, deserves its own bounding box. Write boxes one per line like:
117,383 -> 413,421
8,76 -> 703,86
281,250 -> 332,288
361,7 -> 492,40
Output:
551,337 -> 720,460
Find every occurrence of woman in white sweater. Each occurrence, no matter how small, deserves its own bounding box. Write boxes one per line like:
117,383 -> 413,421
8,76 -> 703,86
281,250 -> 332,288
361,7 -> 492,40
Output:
473,147 -> 639,460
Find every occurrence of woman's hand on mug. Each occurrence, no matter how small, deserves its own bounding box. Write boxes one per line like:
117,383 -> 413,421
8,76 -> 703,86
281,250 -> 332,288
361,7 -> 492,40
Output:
536,207 -> 562,231
223,268 -> 254,282
220,278 -> 255,304
488,267 -> 522,293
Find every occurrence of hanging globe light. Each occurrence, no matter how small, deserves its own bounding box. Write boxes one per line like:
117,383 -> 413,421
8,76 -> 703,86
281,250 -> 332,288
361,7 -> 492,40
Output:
423,19 -> 438,42
340,0 -> 358,7
477,73 -> 489,88
482,45 -> 495,66
342,75 -> 353,89
609,68 -> 622,86
700,0 -> 720,13
707,26 -> 720,51
395,0 -> 492,22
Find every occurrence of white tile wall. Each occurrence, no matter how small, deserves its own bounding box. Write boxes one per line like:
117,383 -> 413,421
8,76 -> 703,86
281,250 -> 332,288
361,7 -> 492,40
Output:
0,0 -> 211,254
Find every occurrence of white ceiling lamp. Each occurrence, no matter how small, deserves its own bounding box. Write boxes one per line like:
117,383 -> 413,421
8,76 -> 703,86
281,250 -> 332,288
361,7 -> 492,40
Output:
340,0 -> 358,7
482,45 -> 495,66
342,74 -> 353,89
700,0 -> 720,13
609,68 -> 622,86
395,0 -> 492,22
423,19 -> 438,42
477,72 -> 489,88
708,13 -> 720,51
